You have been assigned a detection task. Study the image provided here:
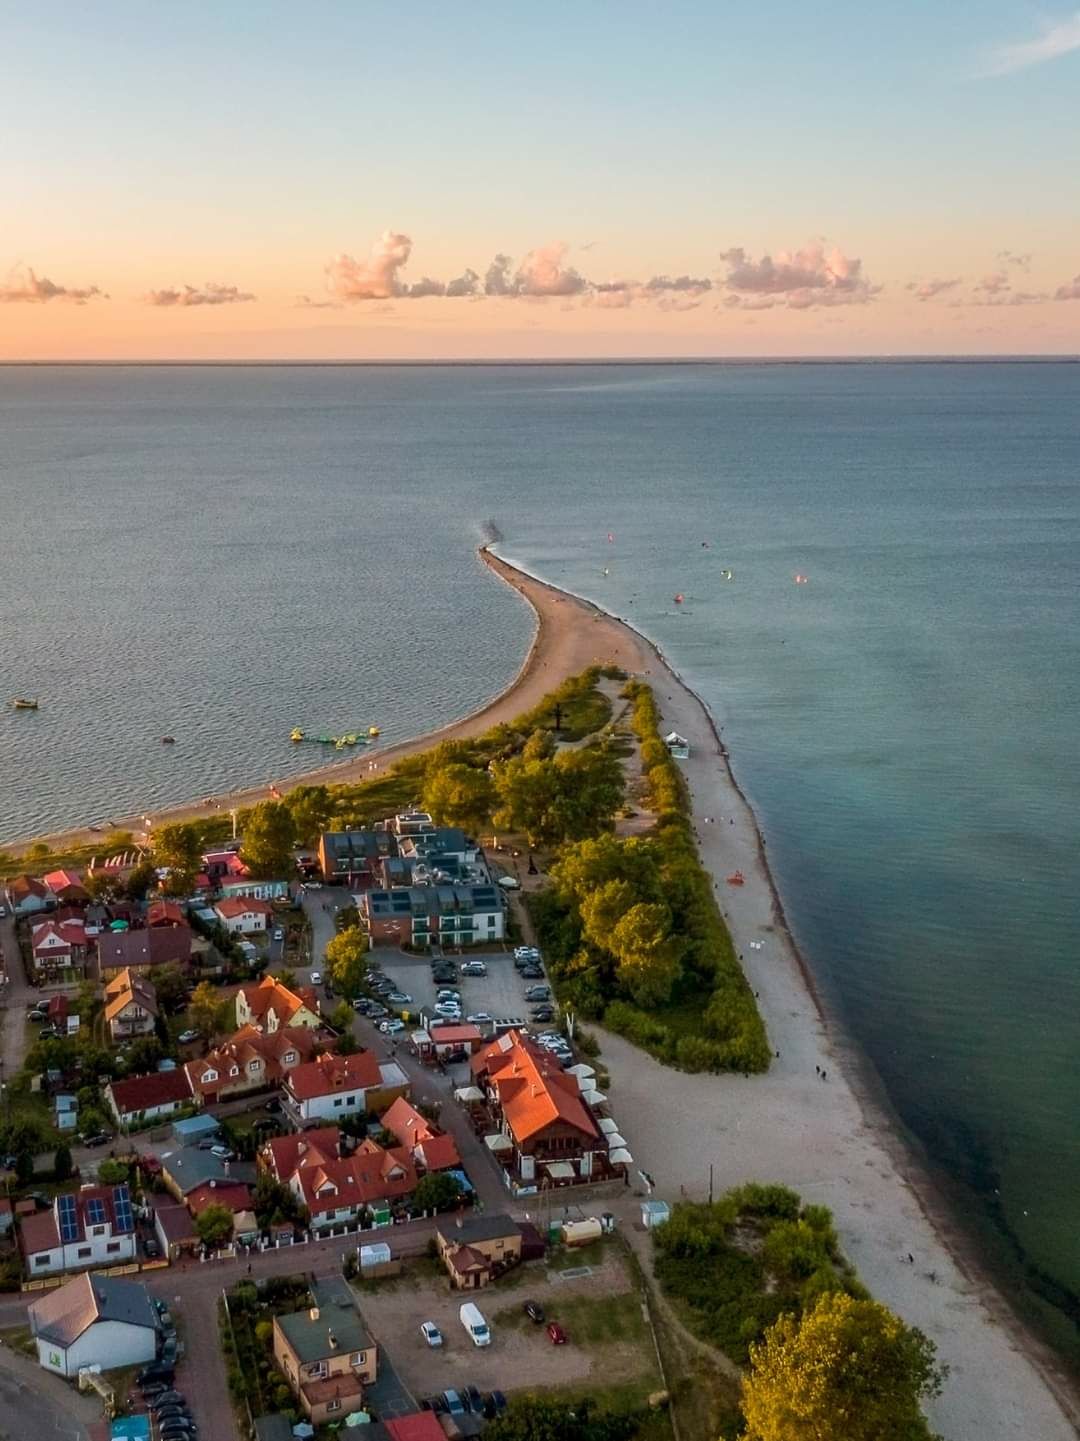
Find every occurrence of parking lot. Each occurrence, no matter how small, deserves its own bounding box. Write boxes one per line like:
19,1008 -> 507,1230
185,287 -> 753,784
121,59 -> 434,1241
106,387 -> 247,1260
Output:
372,949 -> 552,1030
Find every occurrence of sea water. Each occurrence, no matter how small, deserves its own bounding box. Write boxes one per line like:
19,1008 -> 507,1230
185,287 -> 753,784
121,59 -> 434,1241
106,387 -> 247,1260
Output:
2,360 -> 1078,1359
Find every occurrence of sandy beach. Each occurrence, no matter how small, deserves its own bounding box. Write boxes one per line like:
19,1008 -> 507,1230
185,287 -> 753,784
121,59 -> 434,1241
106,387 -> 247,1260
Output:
5,544 -> 1077,1438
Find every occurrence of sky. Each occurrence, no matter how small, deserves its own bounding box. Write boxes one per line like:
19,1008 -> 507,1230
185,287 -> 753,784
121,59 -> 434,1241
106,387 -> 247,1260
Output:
2,0 -> 1079,359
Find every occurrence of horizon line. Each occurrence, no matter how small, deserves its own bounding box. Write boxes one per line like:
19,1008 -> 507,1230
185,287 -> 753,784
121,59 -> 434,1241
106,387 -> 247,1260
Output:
1,354 -> 1079,368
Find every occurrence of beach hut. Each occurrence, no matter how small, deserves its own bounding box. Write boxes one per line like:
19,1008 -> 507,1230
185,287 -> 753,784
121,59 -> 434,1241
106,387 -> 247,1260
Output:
641,1199 -> 671,1230
664,732 -> 690,760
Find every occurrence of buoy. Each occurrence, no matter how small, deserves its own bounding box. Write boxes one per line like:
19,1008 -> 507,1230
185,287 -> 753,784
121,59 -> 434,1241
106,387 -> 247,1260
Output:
368,725 -> 380,737
794,573 -> 808,585
161,736 -> 176,745
674,593 -> 684,604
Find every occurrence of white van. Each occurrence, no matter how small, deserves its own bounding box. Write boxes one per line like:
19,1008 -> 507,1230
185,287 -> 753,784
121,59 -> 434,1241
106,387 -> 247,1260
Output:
459,1301 -> 491,1347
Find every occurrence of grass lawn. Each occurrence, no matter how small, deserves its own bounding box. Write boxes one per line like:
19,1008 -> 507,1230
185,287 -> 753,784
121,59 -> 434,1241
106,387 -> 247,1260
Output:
0,1325 -> 36,1359
547,1237 -> 609,1271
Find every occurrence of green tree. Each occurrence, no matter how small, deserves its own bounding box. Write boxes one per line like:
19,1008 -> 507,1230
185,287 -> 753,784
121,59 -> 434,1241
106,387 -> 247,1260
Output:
15,1150 -> 35,1186
53,1143 -> 73,1182
741,1291 -> 945,1441
189,980 -> 228,1040
84,870 -> 118,903
493,745 -> 623,848
579,879 -> 638,948
79,1106 -> 109,1139
329,1000 -> 355,1033
412,1171 -> 463,1214
422,763 -> 496,836
194,1203 -> 235,1250
240,801 -> 297,878
97,1159 -> 131,1185
152,823 -> 203,894
608,901 -> 681,1007
336,1031 -> 360,1055
124,858 -> 159,902
486,1398 -> 638,1441
324,926 -> 368,999
252,1173 -> 301,1229
126,1035 -> 165,1073
284,786 -> 334,846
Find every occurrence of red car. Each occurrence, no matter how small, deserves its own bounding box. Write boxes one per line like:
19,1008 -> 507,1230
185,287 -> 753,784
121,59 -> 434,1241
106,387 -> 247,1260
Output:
547,1321 -> 568,1345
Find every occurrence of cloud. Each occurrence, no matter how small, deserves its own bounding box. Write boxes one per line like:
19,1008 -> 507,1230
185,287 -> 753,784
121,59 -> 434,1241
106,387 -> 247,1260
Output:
974,271 -> 1010,295
403,276 -> 446,298
997,249 -> 1032,270
484,253 -> 515,296
981,11 -> 1080,75
514,242 -> 588,297
1055,275 -> 1080,300
326,230 -> 412,301
0,267 -> 103,304
955,288 -> 1048,308
145,283 -> 255,307
720,242 -> 877,308
905,277 -> 962,301
294,294 -> 343,310
445,268 -> 481,298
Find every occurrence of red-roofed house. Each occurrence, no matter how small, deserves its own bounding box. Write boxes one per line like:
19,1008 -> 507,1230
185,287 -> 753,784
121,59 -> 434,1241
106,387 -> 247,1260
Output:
185,1024 -> 324,1105
147,899 -> 185,927
379,1097 -> 461,1173
471,1030 -> 601,1186
202,850 -> 250,881
43,869 -> 90,906
288,1139 -> 417,1230
385,1413 -> 448,1441
187,1181 -> 253,1218
5,875 -> 50,916
19,1184 -> 138,1276
30,918 -> 88,975
105,1068 -> 195,1129
212,897 -> 272,935
283,1050 -> 384,1127
235,975 -> 320,1033
259,1127 -> 341,1183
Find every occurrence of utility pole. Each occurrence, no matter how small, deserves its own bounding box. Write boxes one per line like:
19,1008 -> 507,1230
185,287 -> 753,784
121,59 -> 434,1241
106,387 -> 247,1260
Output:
708,1163 -> 714,1206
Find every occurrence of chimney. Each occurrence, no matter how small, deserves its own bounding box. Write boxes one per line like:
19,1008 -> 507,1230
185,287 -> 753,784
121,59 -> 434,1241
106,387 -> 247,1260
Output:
328,1328 -> 339,1349
309,1306 -> 320,1321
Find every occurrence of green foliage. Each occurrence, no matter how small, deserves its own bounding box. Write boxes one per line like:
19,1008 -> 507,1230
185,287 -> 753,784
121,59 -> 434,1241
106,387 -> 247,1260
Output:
97,1159 -> 131,1185
492,740 -> 624,847
52,1143 -> 73,1182
152,823 -> 203,894
150,965 -> 188,1013
240,800 -> 296,878
252,1172 -> 302,1229
15,1151 -> 34,1185
283,785 -> 334,846
125,1035 -> 165,1073
653,1189 -> 863,1367
422,762 -> 496,835
324,926 -> 368,999
741,1291 -> 945,1441
124,858 -> 159,901
84,870 -> 119,903
328,1000 -> 355,1032
412,1170 -> 463,1214
486,1397 -> 640,1441
195,1202 -> 234,1249
189,980 -> 229,1039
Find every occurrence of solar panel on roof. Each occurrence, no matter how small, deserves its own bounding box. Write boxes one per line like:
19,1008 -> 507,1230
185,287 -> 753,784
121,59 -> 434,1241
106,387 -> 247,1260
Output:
112,1184 -> 134,1233
85,1197 -> 107,1226
57,1192 -> 79,1243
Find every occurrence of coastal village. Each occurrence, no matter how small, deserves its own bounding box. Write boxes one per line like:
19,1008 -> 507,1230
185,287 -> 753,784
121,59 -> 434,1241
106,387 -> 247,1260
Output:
0,625 -> 1072,1441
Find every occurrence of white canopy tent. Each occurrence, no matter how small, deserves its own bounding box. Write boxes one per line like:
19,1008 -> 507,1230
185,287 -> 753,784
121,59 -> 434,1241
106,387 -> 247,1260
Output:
598,1117 -> 620,1135
608,1147 -> 633,1165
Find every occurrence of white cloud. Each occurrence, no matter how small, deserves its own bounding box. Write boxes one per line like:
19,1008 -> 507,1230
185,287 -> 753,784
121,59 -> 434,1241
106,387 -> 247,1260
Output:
145,283 -> 255,307
1055,275 -> 1080,300
905,277 -> 962,301
721,241 -> 877,309
0,267 -> 103,304
981,11 -> 1080,75
326,231 -> 413,301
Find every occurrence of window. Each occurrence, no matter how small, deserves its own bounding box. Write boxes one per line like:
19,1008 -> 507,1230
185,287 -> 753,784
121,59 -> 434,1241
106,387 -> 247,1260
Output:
306,1361 -> 327,1379
107,1242 -> 121,1253
77,1247 -> 92,1258
34,1255 -> 50,1268
327,1399 -> 341,1413
345,1095 -> 356,1107
333,1097 -> 342,1108
92,1225 -> 105,1237
350,1351 -> 365,1366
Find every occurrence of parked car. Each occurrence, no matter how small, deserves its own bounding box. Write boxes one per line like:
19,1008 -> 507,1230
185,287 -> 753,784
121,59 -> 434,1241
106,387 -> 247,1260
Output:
443,1389 -> 467,1416
309,971 -> 322,984
353,998 -> 372,1012
137,1365 -> 175,1386
463,1383 -> 483,1412
420,1321 -> 443,1347
367,1004 -> 388,1020
210,1145 -> 235,1160
433,1005 -> 462,1020
514,946 -> 540,960
484,1391 -> 508,1419
272,928 -> 284,941
530,1007 -> 555,1022
436,988 -> 461,1001
460,961 -> 487,976
524,986 -> 550,1001
82,1132 -> 111,1147
547,1321 -> 568,1345
143,1237 -> 161,1258
519,967 -> 544,980
386,991 -> 413,1005
151,1391 -> 184,1411
523,1299 -> 546,1323
379,1019 -> 405,1035
424,1396 -> 448,1415
467,1012 -> 493,1024
177,1029 -> 199,1044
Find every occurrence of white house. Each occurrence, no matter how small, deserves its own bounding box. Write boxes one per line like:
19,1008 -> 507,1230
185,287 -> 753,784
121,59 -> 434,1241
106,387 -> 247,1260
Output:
213,896 -> 273,934
29,1273 -> 160,1377
19,1185 -> 138,1277
283,1049 -> 385,1127
104,1069 -> 194,1129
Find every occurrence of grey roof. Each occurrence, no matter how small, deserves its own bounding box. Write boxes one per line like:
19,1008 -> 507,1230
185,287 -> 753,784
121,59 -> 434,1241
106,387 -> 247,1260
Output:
30,1273 -> 158,1348
160,1148 -> 255,1194
254,1417 -> 294,1441
436,1213 -> 519,1246
276,1300 -> 372,1363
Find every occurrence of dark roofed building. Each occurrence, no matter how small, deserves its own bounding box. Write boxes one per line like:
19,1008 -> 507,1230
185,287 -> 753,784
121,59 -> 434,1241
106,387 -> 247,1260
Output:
94,924 -> 191,979
273,1299 -> 377,1425
317,830 -> 398,886
29,1273 -> 159,1376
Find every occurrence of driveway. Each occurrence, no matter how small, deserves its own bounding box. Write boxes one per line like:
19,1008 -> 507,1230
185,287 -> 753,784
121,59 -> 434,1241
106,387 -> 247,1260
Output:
0,1334 -> 95,1441
374,950 -> 546,1031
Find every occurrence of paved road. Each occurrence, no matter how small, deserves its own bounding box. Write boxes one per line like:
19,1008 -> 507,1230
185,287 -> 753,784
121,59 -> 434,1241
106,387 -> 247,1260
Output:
0,1333 -> 95,1441
0,910 -> 33,1084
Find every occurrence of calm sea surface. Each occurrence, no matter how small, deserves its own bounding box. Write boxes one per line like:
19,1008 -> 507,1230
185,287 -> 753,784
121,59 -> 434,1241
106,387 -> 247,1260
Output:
2,362 -> 1079,1355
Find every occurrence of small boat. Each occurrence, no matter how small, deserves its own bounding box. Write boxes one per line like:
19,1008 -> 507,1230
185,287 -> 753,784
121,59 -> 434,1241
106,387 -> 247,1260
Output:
290,728 -> 305,742
368,725 -> 380,737
673,594 -> 684,605
726,871 -> 745,886
161,736 -> 176,745
12,698 -> 39,710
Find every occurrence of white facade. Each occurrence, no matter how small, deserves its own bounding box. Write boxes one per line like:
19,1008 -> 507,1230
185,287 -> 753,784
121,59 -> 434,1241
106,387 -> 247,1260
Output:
214,904 -> 270,934
24,1229 -> 137,1277
36,1317 -> 156,1377
290,1085 -> 369,1126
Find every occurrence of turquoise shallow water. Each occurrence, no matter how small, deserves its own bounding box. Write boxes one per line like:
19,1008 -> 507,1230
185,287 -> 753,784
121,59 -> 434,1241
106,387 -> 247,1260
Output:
2,361 -> 1079,1356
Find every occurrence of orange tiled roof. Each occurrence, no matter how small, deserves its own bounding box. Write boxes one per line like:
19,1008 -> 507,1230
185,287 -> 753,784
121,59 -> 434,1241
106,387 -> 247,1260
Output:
237,975 -> 318,1026
294,1142 -> 417,1213
380,1097 -> 460,1170
473,1030 -> 599,1146
262,1126 -> 341,1181
214,896 -> 273,919
285,1048 -> 380,1102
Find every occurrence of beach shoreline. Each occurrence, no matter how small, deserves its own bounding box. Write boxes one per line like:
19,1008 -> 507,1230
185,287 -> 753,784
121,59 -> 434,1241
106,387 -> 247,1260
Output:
4,541 -> 1077,1436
